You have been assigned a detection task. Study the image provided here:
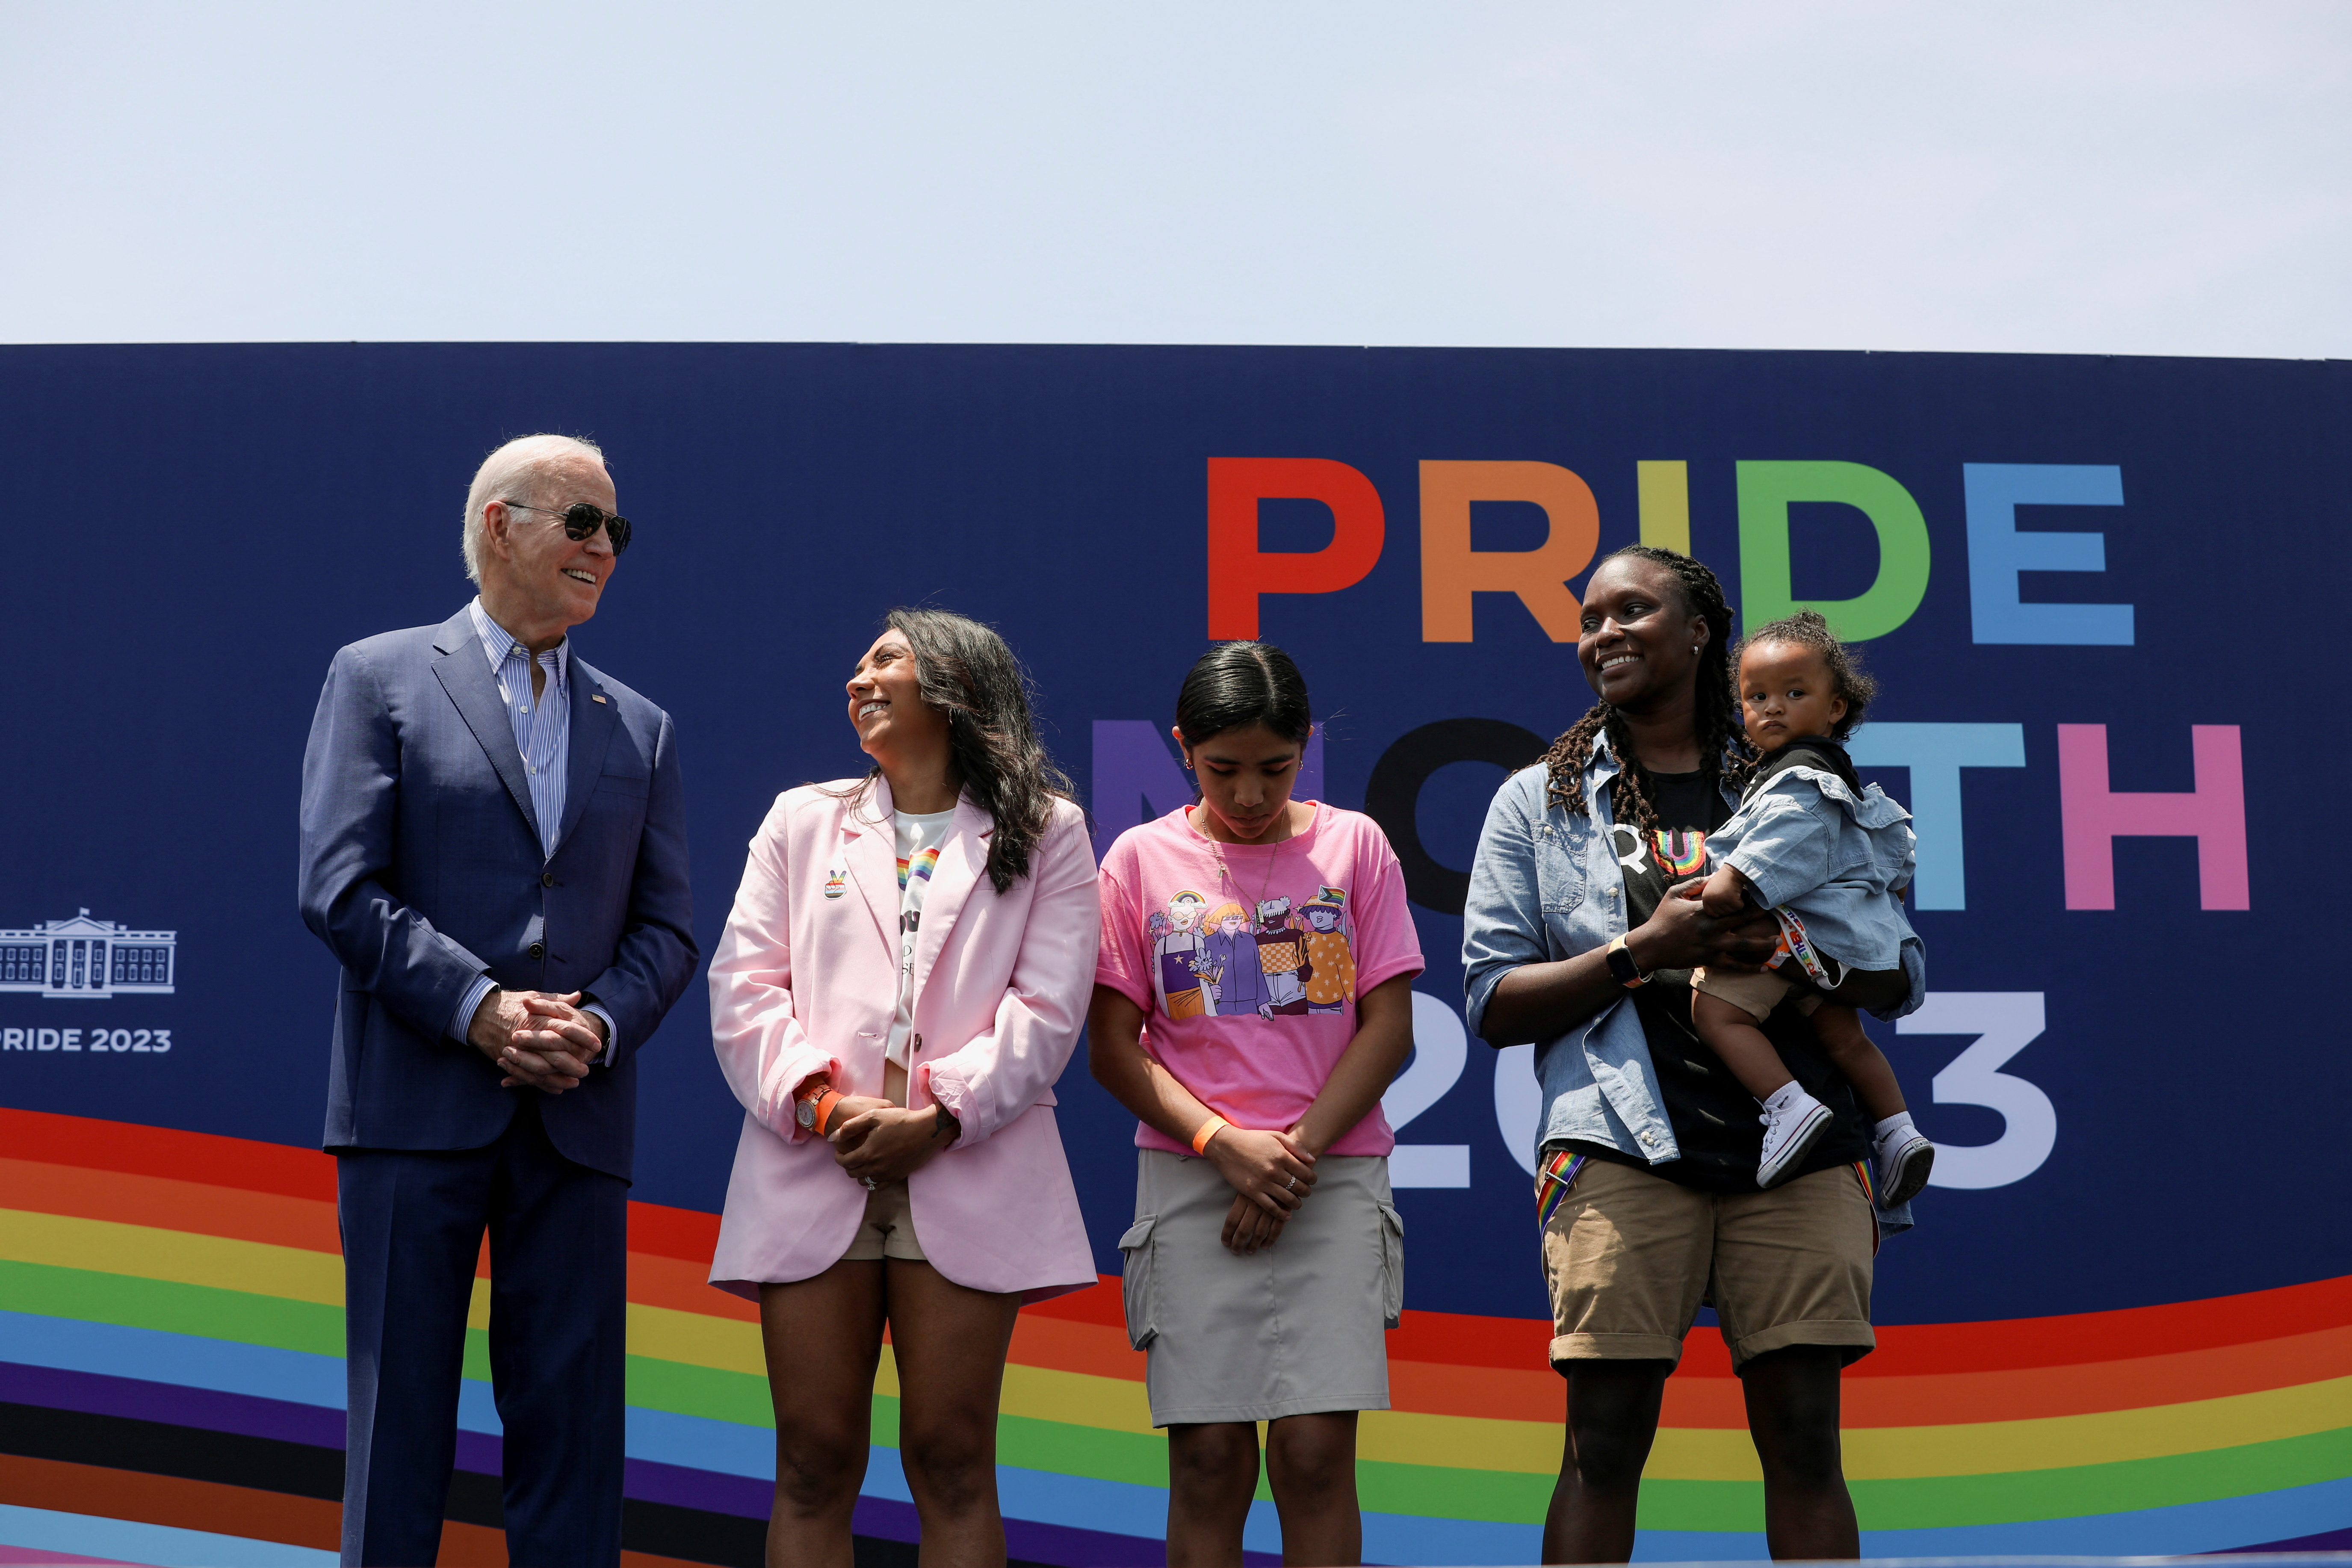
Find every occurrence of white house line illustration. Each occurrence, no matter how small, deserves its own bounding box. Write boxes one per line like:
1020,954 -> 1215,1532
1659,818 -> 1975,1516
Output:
0,910 -> 176,999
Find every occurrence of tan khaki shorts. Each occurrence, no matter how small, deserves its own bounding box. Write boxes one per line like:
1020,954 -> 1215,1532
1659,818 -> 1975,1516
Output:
1690,965 -> 1819,1023
1541,1157 -> 1874,1370
839,1179 -> 926,1262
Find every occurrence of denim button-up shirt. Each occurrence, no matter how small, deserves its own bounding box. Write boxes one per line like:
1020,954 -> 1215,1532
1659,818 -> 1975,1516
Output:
1462,738 -> 1917,1231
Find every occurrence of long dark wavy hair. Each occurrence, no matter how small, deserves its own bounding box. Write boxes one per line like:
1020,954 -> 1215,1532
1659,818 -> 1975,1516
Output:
1539,545 -> 1749,831
845,608 -> 1074,895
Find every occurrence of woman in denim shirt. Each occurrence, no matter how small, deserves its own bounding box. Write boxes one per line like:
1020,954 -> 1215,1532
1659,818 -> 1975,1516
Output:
1462,546 -> 1916,1565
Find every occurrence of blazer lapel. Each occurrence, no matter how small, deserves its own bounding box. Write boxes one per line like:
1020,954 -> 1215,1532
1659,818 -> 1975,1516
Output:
908,794 -> 992,1003
555,655 -> 621,853
840,777 -> 898,950
429,608 -> 541,846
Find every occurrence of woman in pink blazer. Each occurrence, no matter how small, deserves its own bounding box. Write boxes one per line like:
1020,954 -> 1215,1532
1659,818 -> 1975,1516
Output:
707,608 -> 1100,1567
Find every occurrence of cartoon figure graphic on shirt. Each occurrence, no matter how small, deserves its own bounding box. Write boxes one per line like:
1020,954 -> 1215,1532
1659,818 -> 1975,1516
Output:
1153,890 -> 1211,1019
1200,901 -> 1270,1018
1300,886 -> 1356,1014
1253,895 -> 1312,1016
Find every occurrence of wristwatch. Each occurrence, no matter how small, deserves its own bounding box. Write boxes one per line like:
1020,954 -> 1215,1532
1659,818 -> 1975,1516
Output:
932,1103 -> 962,1143
1604,933 -> 1650,989
794,1084 -> 843,1136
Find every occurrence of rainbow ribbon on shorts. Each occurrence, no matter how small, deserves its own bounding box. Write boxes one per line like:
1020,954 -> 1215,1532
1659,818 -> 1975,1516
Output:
1534,1149 -> 1587,1231
1764,905 -> 1842,988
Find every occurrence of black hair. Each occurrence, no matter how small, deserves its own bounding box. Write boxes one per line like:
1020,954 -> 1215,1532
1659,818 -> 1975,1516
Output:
1539,544 -> 1747,830
845,608 -> 1074,895
1173,641 -> 1313,749
1735,609 -> 1877,741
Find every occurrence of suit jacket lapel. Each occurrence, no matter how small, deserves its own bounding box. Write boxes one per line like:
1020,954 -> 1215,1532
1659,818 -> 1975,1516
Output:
909,795 -> 992,1002
555,656 -> 621,853
840,777 -> 898,950
429,608 -> 541,846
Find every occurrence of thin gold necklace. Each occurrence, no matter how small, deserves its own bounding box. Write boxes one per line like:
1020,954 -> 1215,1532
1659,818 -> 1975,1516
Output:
1196,803 -> 1291,910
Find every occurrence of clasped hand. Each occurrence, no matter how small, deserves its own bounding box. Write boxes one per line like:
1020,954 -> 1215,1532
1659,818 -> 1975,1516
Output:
1210,1125 -> 1317,1257
468,990 -> 606,1093
828,1097 -> 957,1185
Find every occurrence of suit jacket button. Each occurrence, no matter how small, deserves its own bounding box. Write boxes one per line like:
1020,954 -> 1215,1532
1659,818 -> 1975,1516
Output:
541,872 -> 557,888
529,942 -> 546,960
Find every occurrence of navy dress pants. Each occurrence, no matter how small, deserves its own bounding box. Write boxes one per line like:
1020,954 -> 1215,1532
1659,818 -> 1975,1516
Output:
336,1096 -> 629,1568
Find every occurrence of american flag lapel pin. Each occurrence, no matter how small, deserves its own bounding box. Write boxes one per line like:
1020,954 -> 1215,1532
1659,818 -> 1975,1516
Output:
591,693 -> 609,704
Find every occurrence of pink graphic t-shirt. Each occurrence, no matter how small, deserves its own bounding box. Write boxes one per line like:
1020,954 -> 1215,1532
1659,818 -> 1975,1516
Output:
1095,801 -> 1424,1157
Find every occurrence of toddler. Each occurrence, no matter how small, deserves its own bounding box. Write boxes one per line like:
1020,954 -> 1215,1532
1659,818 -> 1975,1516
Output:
1689,612 -> 1935,1205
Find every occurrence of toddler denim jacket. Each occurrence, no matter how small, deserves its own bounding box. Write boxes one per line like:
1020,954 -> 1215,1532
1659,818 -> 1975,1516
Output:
1461,735 -> 1919,1233
1709,738 -> 1927,980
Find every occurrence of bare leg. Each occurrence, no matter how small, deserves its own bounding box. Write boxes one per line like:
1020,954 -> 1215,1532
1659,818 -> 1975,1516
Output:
1808,1006 -> 1907,1122
1741,1346 -> 1860,1560
885,1258 -> 1023,1568
1542,1359 -> 1670,1565
1264,1411 -> 1361,1565
759,1263 -> 887,1568
1692,991 -> 1798,1100
1166,1422 -> 1259,1567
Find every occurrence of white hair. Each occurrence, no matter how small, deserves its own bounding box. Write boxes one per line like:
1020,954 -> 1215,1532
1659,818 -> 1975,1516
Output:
460,434 -> 608,583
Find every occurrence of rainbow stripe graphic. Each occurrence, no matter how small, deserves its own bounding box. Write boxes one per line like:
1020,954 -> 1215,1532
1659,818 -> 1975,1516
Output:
1652,830 -> 1708,880
0,1107 -> 2345,1565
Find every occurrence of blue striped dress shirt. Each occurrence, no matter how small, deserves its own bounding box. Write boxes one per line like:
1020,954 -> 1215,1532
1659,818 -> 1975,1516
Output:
446,598 -> 616,1056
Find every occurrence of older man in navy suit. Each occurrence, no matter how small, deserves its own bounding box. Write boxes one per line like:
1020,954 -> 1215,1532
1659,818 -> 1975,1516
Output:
299,434 -> 697,1567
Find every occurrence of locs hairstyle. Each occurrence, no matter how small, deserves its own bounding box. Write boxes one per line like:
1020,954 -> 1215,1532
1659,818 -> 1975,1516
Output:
1175,641 -> 1313,749
1540,545 -> 1747,831
1735,609 -> 1878,741
853,608 -> 1074,895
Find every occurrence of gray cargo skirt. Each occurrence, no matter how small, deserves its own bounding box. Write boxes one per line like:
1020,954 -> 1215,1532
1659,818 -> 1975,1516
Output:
1118,1148 -> 1403,1427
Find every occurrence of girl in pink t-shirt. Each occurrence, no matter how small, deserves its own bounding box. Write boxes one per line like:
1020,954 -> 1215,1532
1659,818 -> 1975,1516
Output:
1090,641 -> 1423,1567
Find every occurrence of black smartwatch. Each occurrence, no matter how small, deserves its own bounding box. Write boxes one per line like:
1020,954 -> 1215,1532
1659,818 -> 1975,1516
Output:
1604,933 -> 1649,988
932,1103 -> 962,1143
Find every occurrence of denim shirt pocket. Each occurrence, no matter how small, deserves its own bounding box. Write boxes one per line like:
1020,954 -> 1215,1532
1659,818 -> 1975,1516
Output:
1536,819 -> 1588,914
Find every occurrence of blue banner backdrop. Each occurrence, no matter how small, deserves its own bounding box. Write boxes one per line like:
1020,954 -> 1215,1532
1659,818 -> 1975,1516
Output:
0,344 -> 2346,1564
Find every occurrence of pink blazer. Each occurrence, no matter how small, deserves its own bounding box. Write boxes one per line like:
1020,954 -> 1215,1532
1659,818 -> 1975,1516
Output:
706,777 -> 1101,1301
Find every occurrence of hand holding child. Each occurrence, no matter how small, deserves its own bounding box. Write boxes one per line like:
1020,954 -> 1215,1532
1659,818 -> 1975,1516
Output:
1699,864 -> 1753,918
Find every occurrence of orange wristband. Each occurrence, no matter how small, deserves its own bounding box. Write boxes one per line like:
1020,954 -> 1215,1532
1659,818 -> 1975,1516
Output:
1191,1115 -> 1229,1155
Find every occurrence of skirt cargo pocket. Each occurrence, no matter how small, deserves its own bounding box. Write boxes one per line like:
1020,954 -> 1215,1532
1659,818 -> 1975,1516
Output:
1375,1201 -> 1406,1329
1117,1216 -> 1159,1350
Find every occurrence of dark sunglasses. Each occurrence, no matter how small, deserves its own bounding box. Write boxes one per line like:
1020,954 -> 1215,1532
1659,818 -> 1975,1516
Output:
502,499 -> 632,555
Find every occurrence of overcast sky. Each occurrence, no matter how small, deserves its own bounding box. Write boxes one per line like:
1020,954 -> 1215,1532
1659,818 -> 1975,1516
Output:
1,1 -> 2343,356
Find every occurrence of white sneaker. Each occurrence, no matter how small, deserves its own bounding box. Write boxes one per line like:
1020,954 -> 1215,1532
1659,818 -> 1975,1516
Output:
1875,1128 -> 1935,1208
1756,1089 -> 1834,1188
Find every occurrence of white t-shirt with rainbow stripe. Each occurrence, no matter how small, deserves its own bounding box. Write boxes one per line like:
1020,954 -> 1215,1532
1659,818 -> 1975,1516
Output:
887,806 -> 957,1071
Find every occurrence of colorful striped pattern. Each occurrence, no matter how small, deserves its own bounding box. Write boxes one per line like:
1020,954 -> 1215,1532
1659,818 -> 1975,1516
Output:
1534,1149 -> 1585,1231
1651,830 -> 1708,879
896,846 -> 941,890
0,1108 -> 2344,1565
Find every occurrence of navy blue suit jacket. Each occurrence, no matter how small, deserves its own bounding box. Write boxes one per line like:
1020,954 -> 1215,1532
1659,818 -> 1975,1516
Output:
298,606 -> 697,1181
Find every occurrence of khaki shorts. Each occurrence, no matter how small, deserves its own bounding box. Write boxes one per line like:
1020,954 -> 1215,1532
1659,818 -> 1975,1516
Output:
839,1179 -> 926,1262
1690,965 -> 1819,1023
1541,1157 -> 1874,1370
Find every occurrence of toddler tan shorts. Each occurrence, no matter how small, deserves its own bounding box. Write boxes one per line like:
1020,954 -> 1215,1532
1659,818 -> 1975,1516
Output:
1691,964 -> 1819,1023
